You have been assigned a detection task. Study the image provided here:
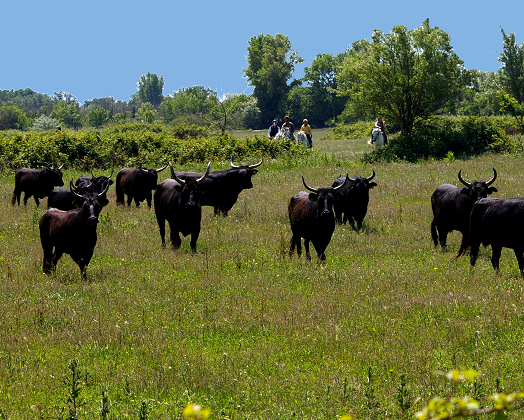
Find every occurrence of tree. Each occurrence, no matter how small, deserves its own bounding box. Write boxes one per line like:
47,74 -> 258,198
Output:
243,33 -> 303,123
53,91 -> 78,105
51,100 -> 83,129
336,19 -> 471,133
498,28 -> 524,103
87,106 -> 110,128
136,102 -> 157,124
498,90 -> 524,131
134,73 -> 164,108
161,86 -> 216,123
301,53 -> 348,126
31,115 -> 60,131
457,71 -> 502,116
0,105 -> 30,130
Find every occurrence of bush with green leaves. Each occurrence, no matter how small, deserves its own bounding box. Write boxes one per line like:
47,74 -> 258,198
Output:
31,115 -> 60,131
362,116 -> 520,163
0,123 -> 312,170
0,105 -> 30,130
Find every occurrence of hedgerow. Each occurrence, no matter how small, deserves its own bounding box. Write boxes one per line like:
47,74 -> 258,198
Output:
0,123 -> 310,170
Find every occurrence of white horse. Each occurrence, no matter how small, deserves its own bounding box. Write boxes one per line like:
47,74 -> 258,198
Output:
297,131 -> 312,148
275,127 -> 294,141
368,127 -> 384,149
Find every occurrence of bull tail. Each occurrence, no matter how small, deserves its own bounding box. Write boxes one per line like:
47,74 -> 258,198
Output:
115,180 -> 124,206
453,234 -> 469,259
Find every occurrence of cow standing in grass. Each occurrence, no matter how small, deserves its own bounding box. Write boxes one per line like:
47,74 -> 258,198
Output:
39,180 -> 109,280
154,162 -> 211,252
48,168 -> 113,210
466,197 -> 524,277
288,175 -> 349,261
431,168 -> 497,256
332,170 -> 377,229
12,165 -> 64,207
173,158 -> 262,216
116,165 -> 167,208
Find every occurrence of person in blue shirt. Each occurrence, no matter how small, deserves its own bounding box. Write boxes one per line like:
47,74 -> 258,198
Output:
268,119 -> 280,139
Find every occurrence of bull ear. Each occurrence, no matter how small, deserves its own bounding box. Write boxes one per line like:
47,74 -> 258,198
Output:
308,193 -> 318,202
369,182 -> 377,188
488,187 -> 498,194
460,187 -> 470,197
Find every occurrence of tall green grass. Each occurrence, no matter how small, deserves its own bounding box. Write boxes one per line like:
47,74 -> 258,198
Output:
1,139 -> 524,419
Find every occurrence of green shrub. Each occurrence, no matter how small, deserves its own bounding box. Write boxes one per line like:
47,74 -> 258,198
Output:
362,116 -> 520,163
0,124 -> 312,170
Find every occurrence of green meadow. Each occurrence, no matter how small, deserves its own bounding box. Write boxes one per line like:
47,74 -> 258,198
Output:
1,133 -> 524,419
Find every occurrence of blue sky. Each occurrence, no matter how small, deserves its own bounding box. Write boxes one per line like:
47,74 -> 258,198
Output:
1,0 -> 523,104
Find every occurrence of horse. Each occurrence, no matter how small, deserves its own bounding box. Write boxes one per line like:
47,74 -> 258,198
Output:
297,131 -> 312,148
275,127 -> 294,141
368,127 -> 384,149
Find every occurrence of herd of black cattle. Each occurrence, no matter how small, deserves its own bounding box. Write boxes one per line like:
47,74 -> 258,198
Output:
9,161 -> 524,279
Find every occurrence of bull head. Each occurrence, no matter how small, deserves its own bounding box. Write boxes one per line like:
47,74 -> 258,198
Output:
169,162 -> 211,185
458,167 -> 497,188
230,158 -> 263,169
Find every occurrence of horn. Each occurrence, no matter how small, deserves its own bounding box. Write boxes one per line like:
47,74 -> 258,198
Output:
302,176 -> 318,194
140,166 -> 149,173
248,158 -> 263,169
486,167 -> 497,186
457,169 -> 471,188
156,164 -> 168,172
57,163 -> 64,170
99,179 -> 110,198
333,174 -> 350,191
107,167 -> 114,180
366,170 -> 376,182
169,163 -> 186,186
70,179 -> 83,199
196,162 -> 211,184
230,158 -> 239,169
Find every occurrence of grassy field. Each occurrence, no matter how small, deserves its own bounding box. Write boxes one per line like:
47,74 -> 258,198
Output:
1,134 -> 524,419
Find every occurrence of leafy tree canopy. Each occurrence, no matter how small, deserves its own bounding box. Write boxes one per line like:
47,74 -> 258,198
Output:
243,33 -> 303,123
498,28 -> 524,103
133,73 -> 164,108
336,19 -> 471,133
0,105 -> 30,130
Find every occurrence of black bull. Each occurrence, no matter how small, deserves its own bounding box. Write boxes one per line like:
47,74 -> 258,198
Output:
12,165 -> 64,207
288,175 -> 349,261
154,163 -> 211,252
430,168 -> 497,256
467,197 -> 524,277
48,169 -> 114,211
39,181 -> 109,280
332,170 -> 377,229
115,165 -> 167,208
173,159 -> 263,216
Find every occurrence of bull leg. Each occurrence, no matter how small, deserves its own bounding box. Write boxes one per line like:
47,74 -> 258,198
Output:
42,244 -> 55,274
469,240 -> 480,270
34,197 -> 40,207
431,220 -> 438,247
23,193 -> 30,206
289,235 -> 301,257
133,197 -> 140,208
348,216 -> 357,231
491,245 -> 502,274
514,248 -> 524,278
438,227 -> 448,250
126,195 -> 133,207
11,190 -> 20,206
513,248 -> 524,277
304,239 -> 311,261
169,226 -> 182,250
189,231 -> 200,253
50,249 -> 64,271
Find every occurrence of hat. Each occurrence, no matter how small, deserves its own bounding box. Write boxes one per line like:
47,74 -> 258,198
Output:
303,119 -> 308,123
272,119 -> 277,122
284,115 -> 290,119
